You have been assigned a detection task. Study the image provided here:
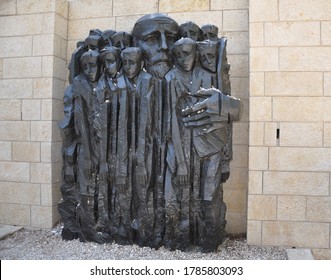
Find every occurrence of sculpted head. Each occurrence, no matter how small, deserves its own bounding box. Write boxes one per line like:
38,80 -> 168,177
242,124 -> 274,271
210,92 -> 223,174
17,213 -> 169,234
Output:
201,24 -> 219,41
133,13 -> 179,79
111,32 -> 133,50
80,50 -> 101,82
84,34 -> 103,51
101,29 -> 117,47
179,21 -> 202,42
171,37 -> 196,72
121,47 -> 143,79
100,47 -> 121,78
197,40 -> 219,73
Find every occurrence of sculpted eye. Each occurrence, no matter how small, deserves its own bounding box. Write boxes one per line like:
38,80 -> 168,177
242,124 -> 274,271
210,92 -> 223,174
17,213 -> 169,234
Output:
145,35 -> 158,45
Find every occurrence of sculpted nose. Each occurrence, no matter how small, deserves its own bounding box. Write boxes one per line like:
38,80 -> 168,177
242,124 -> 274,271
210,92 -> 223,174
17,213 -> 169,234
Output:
159,32 -> 168,51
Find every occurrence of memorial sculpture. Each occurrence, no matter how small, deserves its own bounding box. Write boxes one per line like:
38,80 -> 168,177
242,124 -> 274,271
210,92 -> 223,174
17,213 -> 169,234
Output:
58,13 -> 242,252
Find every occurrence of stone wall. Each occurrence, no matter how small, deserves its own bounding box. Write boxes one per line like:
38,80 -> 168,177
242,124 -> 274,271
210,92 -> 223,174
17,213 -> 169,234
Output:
248,0 -> 331,259
0,0 -> 68,228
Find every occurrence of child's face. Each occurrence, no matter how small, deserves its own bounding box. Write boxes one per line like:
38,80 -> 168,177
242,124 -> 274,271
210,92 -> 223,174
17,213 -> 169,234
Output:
199,47 -> 218,73
82,58 -> 100,82
103,53 -> 119,78
122,53 -> 141,79
173,44 -> 195,72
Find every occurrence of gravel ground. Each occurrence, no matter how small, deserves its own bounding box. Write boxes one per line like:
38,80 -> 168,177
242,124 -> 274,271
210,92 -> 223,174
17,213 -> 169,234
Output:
0,222 -> 287,260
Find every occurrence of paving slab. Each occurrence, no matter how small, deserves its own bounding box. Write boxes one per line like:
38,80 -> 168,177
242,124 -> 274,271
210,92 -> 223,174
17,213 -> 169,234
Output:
0,225 -> 22,240
286,248 -> 314,260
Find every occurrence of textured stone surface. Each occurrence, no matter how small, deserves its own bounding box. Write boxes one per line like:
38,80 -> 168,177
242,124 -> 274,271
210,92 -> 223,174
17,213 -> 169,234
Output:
277,196 -> 306,221
248,195 -> 276,220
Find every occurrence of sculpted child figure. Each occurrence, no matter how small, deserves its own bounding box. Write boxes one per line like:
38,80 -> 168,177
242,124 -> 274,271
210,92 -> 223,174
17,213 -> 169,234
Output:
73,50 -> 102,242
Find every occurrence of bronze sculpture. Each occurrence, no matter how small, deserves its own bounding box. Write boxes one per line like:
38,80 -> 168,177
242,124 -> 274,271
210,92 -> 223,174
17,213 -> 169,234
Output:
59,13 -> 242,252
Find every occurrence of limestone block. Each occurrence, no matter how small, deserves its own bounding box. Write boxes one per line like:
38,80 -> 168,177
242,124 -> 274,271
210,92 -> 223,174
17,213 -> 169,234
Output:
113,0 -> 157,16
227,54 -> 248,77
31,162 -> 52,184
249,122 -> 264,146
0,121 -> 30,141
31,121 -> 52,141
41,13 -> 55,34
321,22 -> 331,45
280,47 -> 331,71
269,147 -> 331,172
277,196 -> 306,221
0,141 -> 11,161
324,72 -> 331,96
41,183 -> 61,206
250,72 -> 264,96
22,99 -> 41,120
273,97 -> 331,122
265,72 -> 323,97
54,35 -> 67,60
41,141 -> 62,163
279,0 -> 331,21
223,10 -> 248,31
265,22 -> 320,47
12,142 -> 40,162
250,97 -> 272,121
0,37 -> 32,57
249,23 -> 264,47
69,0 -> 112,19
246,220 -> 262,245
264,122 -> 277,146
231,144 -> 248,168
248,170 -> 262,194
249,146 -> 268,170
0,15 -> 44,37
223,167 -> 248,190
224,189 -> 247,213
41,99 -> 52,120
324,123 -> 331,147
222,32 -> 248,55
239,99 -> 249,122
52,78 -> 66,100
3,57 -> 42,79
0,0 -> 16,16
33,78 -> 53,99
312,249 -> 331,260
68,18 -> 116,40
159,0 -> 208,13
250,47 -> 278,72
0,182 -> 40,205
17,0 -> 56,14
115,15 -> 142,32
0,100 -> 21,121
262,221 -> 329,248
247,195 -> 276,220
31,205 -> 59,228
232,122 -> 248,145
42,98 -> 63,121
225,212 -> 247,234
53,57 -> 67,81
250,0 -> 278,22
0,203 -> 30,226
231,77 -> 249,99
280,123 -> 323,147
54,14 -> 68,39
211,0 -> 248,10
168,11 -> 223,31
264,171 -> 329,196
52,121 -> 62,142
55,0 -> 68,19
52,160 -> 63,183
0,58 -> 3,79
0,161 -> 30,182
33,35 -> 55,56
307,197 -> 331,222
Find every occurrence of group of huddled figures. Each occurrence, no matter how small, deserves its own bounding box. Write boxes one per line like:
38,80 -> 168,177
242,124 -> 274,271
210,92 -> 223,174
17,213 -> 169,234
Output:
58,13 -> 242,252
